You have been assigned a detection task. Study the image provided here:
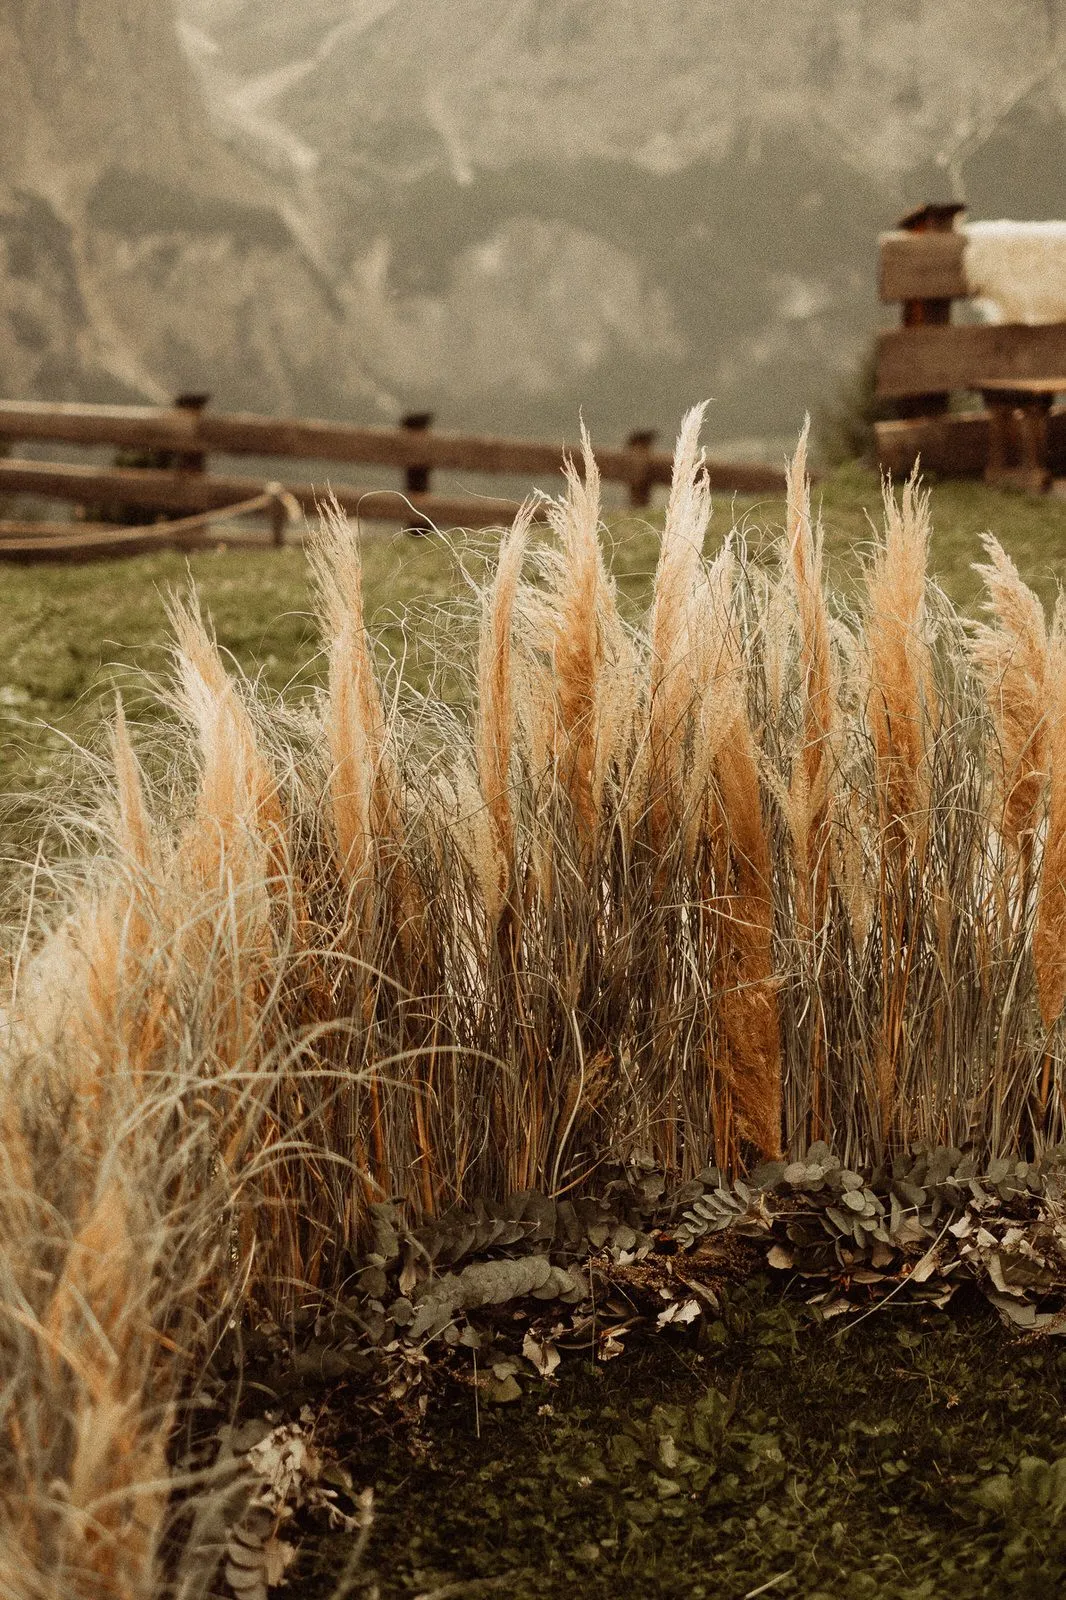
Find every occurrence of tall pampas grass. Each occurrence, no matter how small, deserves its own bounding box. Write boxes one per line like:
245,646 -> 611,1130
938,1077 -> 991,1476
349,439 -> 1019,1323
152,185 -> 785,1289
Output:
647,403 -> 712,848
970,533 -> 1050,881
1,881 -> 232,1600
783,421 -> 837,940
310,494 -> 399,908
862,470 -> 935,1141
476,502 -> 532,929
864,470 -> 934,850
1034,599 -> 1066,1038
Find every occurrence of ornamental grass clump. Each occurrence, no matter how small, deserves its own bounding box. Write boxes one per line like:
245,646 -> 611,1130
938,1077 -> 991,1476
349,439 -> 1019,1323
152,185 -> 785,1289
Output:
2,405 -> 1066,1594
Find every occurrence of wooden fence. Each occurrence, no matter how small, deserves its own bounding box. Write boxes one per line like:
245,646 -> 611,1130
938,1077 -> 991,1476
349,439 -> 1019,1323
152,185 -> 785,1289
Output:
0,398 -> 789,560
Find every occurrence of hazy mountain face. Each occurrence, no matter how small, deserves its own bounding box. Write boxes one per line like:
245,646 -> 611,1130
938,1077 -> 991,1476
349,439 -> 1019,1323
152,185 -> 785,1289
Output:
3,0 -> 1066,452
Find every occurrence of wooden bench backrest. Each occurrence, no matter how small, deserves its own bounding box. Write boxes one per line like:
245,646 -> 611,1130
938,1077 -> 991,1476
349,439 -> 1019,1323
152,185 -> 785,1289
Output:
876,206 -> 1066,402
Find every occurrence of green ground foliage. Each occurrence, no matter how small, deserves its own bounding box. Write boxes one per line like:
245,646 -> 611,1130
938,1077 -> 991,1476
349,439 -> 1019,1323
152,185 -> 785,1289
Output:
301,1279 -> 1066,1600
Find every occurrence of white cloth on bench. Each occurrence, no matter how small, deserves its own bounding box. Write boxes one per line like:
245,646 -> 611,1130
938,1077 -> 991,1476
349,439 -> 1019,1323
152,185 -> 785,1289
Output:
963,220 -> 1066,325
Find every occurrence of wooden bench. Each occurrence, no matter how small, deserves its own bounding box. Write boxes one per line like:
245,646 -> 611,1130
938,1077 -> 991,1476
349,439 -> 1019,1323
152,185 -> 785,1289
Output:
874,203 -> 1066,490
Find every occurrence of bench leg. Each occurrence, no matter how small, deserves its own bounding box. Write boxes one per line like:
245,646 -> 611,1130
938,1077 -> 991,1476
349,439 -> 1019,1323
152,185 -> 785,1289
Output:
1016,399 -> 1053,494
983,398 -> 1053,494
983,400 -> 1013,489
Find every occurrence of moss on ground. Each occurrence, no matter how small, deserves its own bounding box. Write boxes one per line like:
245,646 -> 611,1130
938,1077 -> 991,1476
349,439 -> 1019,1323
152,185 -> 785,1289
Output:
302,1280 -> 1066,1600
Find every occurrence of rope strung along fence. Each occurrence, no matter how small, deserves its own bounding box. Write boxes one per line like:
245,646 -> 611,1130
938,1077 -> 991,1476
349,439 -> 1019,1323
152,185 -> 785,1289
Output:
0,484 -> 301,562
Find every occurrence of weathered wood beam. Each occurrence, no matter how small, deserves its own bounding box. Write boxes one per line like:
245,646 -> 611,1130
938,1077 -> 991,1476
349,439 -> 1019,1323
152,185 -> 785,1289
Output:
0,459 -> 536,529
875,323 -> 1066,400
874,406 -> 1066,477
0,401 -> 198,451
0,401 -> 790,494
878,230 -> 967,302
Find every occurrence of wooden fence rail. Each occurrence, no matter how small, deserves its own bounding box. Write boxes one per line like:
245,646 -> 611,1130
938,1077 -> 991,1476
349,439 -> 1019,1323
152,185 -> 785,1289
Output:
0,403 -> 787,547
0,458 -> 531,533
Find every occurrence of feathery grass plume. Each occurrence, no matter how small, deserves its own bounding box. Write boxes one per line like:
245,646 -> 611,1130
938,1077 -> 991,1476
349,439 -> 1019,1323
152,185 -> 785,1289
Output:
646,402 -> 712,847
694,563 -> 783,1161
476,504 -> 533,927
310,495 -> 429,987
780,422 -> 837,1140
783,419 -> 837,937
542,429 -> 631,841
99,700 -> 167,1078
169,598 -> 286,874
864,470 -> 934,848
111,695 -> 155,886
166,596 -> 288,1078
2,724 -> 169,1266
40,1179 -> 169,1600
682,543 -> 743,867
17,702 -> 165,1110
167,597 -> 277,1043
1033,597 -> 1066,1036
970,533 -> 1050,879
309,496 -> 396,906
863,470 -> 935,1143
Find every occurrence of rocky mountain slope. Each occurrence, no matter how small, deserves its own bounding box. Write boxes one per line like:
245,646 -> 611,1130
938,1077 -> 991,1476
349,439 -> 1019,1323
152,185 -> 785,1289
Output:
3,0 -> 1065,451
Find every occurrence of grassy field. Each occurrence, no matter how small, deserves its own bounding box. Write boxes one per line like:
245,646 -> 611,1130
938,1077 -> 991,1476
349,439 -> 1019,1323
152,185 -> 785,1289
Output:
5,448 -> 1066,1600
4,460 -> 1066,864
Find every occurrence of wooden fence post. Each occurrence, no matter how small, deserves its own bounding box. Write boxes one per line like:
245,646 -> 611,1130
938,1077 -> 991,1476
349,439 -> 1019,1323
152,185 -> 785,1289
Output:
401,411 -> 435,535
173,391 -> 211,472
626,429 -> 657,508
401,412 -> 434,494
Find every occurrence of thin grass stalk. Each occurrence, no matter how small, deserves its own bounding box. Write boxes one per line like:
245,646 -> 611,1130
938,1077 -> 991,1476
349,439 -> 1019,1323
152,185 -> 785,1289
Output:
782,425 -> 837,1140
1033,600 -> 1066,1126
647,402 -> 711,853
863,471 -> 934,1144
476,504 -> 532,934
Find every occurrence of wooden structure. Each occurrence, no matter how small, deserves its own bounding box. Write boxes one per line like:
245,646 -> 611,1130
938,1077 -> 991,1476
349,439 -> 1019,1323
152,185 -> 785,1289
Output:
0,399 -> 789,560
875,204 -> 1066,490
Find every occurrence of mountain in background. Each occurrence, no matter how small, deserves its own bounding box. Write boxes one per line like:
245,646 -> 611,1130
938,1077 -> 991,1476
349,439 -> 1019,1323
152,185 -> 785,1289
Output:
3,0 -> 1066,455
